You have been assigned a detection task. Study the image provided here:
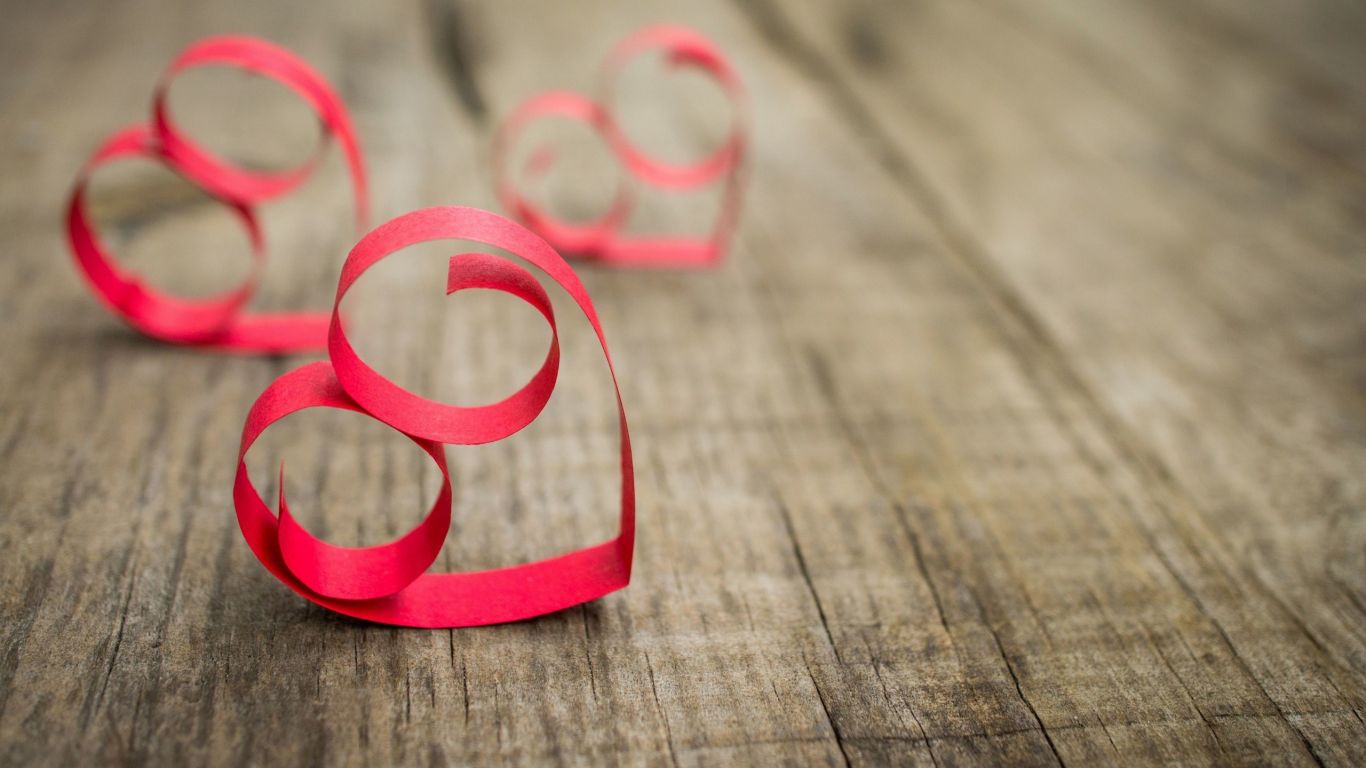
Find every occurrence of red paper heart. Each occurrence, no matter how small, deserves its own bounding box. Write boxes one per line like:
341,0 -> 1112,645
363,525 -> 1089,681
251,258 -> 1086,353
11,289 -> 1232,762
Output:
234,206 -> 635,627
65,36 -> 367,353
493,25 -> 747,268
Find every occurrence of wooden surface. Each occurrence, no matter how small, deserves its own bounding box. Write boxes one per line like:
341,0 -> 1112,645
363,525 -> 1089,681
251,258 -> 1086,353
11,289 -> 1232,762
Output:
1,0 -> 1363,764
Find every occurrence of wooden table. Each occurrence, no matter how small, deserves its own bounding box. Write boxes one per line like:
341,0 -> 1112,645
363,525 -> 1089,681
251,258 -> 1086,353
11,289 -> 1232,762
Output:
1,0 -> 1363,764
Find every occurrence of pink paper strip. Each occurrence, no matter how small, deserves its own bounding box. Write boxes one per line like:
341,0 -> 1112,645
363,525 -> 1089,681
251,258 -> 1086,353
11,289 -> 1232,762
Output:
65,36 -> 368,353
494,25 -> 747,268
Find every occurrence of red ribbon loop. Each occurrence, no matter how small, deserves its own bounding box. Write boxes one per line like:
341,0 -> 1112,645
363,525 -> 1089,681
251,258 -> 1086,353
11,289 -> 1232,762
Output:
65,36 -> 368,353
328,240 -> 561,446
494,25 -> 747,268
235,206 -> 636,628
153,35 -> 369,224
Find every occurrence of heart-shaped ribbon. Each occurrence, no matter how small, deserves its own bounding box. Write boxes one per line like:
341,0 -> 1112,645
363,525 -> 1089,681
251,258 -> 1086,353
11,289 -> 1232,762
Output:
234,206 -> 635,627
493,25 -> 747,268
65,36 -> 367,353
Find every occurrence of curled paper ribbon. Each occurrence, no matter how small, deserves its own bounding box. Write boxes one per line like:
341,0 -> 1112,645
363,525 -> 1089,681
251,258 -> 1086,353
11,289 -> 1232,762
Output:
65,36 -> 367,353
234,206 -> 635,627
493,25 -> 747,268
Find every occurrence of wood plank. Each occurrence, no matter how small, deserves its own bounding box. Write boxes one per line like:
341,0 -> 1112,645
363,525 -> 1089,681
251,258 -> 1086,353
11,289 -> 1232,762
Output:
730,0 -> 1366,761
0,0 -> 1361,765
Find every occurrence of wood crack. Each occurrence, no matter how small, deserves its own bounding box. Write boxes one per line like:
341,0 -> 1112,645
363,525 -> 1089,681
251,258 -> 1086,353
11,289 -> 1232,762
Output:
804,655 -> 853,766
644,652 -> 679,767
425,0 -> 488,121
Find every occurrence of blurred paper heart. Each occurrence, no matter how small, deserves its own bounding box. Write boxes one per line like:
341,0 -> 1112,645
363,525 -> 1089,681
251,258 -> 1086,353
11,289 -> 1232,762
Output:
65,36 -> 367,353
494,25 -> 748,268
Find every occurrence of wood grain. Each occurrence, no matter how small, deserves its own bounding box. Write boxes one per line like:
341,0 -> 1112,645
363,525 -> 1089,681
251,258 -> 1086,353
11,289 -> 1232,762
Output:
0,0 -> 1361,765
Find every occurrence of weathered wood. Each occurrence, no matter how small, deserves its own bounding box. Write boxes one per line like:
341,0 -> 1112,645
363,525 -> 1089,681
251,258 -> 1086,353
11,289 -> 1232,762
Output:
733,0 -> 1366,761
0,0 -> 1361,765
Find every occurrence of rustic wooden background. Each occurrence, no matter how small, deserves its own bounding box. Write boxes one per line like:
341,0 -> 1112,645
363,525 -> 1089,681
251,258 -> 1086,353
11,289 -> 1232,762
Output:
1,0 -> 1363,765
